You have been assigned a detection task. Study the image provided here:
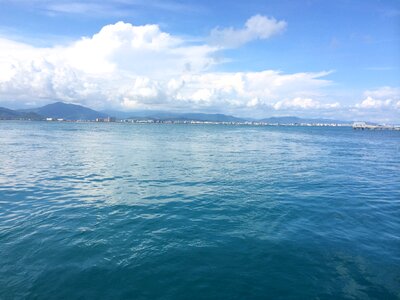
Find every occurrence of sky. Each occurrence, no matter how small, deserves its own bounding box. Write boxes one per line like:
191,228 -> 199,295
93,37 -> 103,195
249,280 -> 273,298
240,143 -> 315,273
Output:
0,0 -> 399,122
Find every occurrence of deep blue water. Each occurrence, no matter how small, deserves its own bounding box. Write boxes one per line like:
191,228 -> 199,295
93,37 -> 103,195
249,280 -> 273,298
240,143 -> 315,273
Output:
0,121 -> 399,299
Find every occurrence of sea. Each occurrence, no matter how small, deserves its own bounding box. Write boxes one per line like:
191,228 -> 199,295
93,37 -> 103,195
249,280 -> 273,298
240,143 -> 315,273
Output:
0,121 -> 399,299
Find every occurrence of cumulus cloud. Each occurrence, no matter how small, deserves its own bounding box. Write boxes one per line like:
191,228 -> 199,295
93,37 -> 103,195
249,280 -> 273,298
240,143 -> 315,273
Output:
345,86 -> 400,123
0,19 -> 338,114
356,97 -> 392,109
355,87 -> 400,110
6,19 -> 394,121
164,71 -> 333,110
209,15 -> 287,48
0,21 -> 216,79
364,86 -> 400,100
62,21 -> 216,76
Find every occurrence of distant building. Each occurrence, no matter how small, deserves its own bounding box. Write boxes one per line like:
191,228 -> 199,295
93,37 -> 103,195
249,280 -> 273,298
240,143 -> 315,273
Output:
96,117 -> 116,122
105,117 -> 116,122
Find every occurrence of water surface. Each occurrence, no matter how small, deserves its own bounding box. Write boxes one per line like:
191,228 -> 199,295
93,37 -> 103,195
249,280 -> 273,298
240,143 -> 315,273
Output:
1,122 -> 399,299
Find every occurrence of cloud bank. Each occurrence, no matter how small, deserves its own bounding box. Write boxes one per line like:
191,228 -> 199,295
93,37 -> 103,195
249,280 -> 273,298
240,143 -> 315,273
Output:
0,18 -> 399,122
356,87 -> 400,109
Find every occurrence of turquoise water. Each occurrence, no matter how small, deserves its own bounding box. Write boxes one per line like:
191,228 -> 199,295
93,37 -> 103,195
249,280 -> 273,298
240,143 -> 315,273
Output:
0,121 -> 399,299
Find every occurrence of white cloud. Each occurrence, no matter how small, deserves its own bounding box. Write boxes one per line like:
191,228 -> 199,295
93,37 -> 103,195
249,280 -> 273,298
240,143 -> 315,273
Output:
345,87 -> 400,123
356,97 -> 392,109
168,71 -> 332,109
355,87 -> 400,109
364,86 -> 400,100
55,21 -> 217,77
209,15 -> 287,48
272,97 -> 340,110
118,70 -> 335,113
0,20 -> 336,114
2,19 -> 396,123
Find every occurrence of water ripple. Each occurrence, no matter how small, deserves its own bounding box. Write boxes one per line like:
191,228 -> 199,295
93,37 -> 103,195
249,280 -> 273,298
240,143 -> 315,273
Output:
0,122 -> 399,299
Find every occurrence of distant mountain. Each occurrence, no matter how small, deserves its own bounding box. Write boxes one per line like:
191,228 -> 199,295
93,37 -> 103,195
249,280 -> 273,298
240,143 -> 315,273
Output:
0,107 -> 20,119
101,109 -> 247,122
12,103 -> 245,122
1,102 -> 356,124
259,116 -> 350,124
22,102 -> 107,120
125,112 -> 246,122
117,111 -> 347,124
100,109 -> 166,119
0,107 -> 43,120
162,113 -> 245,122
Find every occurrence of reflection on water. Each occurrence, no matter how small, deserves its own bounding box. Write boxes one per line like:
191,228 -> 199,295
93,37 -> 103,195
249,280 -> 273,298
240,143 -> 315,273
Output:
0,121 -> 399,299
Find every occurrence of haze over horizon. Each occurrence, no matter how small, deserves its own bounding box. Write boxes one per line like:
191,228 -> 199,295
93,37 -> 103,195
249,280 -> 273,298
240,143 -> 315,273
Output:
0,0 -> 399,123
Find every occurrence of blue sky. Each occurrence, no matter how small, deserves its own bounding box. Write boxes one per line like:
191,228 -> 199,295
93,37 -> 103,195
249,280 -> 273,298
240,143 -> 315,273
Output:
0,0 -> 399,122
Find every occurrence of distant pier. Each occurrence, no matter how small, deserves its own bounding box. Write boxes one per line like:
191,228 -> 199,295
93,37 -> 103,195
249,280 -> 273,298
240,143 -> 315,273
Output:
353,122 -> 400,131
